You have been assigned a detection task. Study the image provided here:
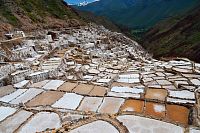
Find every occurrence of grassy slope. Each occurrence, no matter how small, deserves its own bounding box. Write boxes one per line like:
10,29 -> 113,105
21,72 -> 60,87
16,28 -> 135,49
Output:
0,0 -> 19,25
142,6 -> 200,62
0,0 -> 83,31
15,0 -> 79,21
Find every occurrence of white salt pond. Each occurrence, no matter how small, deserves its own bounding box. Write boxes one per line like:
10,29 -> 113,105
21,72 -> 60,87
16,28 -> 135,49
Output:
0,89 -> 27,103
78,97 -> 103,112
169,90 -> 195,100
19,112 -> 61,133
117,115 -> 184,133
42,80 -> 64,90
10,88 -> 44,104
52,93 -> 83,110
14,80 -> 30,88
0,110 -> 33,133
98,97 -> 124,114
0,106 -> 16,121
167,97 -> 195,104
107,92 -> 140,98
111,86 -> 144,94
69,120 -> 119,133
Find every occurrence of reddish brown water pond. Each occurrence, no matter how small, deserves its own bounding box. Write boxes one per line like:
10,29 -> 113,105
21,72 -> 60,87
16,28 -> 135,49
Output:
121,99 -> 144,113
166,104 -> 189,126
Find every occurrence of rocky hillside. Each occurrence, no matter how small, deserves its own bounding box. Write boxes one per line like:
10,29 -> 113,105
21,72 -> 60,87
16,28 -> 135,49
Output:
142,6 -> 200,63
0,0 -> 84,38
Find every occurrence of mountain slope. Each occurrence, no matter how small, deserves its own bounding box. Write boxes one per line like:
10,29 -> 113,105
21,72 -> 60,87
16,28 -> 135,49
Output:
75,0 -> 200,29
0,0 -> 84,38
142,6 -> 200,63
76,10 -> 121,32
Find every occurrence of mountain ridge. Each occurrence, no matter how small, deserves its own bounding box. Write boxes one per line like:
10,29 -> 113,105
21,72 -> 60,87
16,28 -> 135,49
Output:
75,0 -> 200,29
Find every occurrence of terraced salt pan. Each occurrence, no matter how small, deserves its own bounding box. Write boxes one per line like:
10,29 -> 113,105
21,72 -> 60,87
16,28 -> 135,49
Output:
0,106 -> 16,121
10,88 -> 44,104
121,100 -> 144,113
117,115 -> 184,133
78,97 -> 103,112
111,82 -> 133,87
190,79 -> 200,86
156,72 -> 165,77
73,84 -> 94,95
119,74 -> 139,79
0,89 -> 27,103
28,70 -> 49,77
29,80 -> 49,88
0,110 -> 33,133
0,85 -> 16,97
58,82 -> 78,92
117,74 -> 140,83
69,120 -> 119,133
172,67 -> 192,73
154,104 -> 165,112
83,75 -> 94,81
145,102 -> 165,118
98,97 -> 124,114
42,80 -> 64,90
88,68 -> 100,74
174,81 -> 189,87
107,92 -> 140,98
169,60 -> 191,66
182,74 -> 200,78
169,78 -> 188,81
189,128 -> 200,133
97,79 -> 112,83
153,76 -> 165,80
145,88 -> 167,101
167,97 -> 195,104
26,91 -> 64,107
111,86 -> 144,94
156,80 -> 172,85
182,85 -> 196,90
52,93 -> 83,110
169,90 -> 195,100
117,78 -> 140,84
14,80 -> 30,88
19,112 -> 61,133
89,86 -> 107,96
166,104 -> 189,125
142,78 -> 154,83
144,81 -> 159,87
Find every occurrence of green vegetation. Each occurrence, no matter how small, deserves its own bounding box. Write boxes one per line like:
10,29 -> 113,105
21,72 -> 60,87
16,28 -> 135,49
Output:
75,0 -> 199,29
0,0 -> 81,27
142,6 -> 200,62
75,0 -> 200,42
131,29 -> 147,40
77,10 -> 121,32
15,0 -> 79,21
0,0 -> 18,25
